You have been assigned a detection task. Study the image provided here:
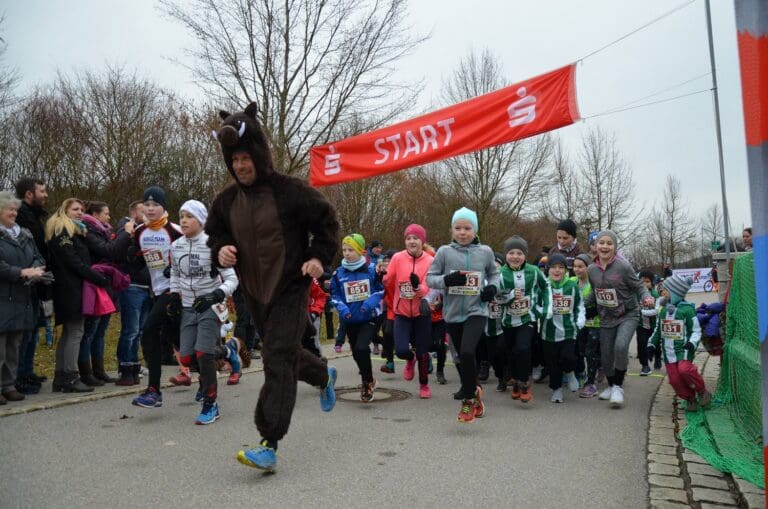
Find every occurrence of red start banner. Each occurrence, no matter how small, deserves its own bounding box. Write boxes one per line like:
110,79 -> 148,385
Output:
310,63 -> 579,187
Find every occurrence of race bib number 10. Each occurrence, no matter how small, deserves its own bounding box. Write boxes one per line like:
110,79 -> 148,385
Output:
661,319 -> 684,341
143,249 -> 166,270
594,287 -> 618,308
447,271 -> 481,296
344,280 -> 370,302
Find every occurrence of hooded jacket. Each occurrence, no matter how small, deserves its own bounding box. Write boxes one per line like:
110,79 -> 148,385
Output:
383,249 -> 434,319
330,263 -> 384,324
170,231 -> 238,308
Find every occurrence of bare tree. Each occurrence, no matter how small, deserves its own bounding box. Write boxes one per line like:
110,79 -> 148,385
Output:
700,202 -> 724,248
436,48 -> 553,234
542,137 -> 584,222
645,175 -> 698,266
161,0 -> 425,176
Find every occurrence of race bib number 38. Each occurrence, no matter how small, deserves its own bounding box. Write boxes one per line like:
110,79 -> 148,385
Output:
661,319 -> 684,341
143,249 -> 166,270
594,288 -> 618,308
552,294 -> 573,315
344,280 -> 370,302
447,271 -> 481,296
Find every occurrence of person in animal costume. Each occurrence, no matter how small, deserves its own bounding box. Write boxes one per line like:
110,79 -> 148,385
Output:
206,102 -> 340,472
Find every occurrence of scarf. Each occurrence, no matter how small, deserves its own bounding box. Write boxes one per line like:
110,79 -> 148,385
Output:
0,223 -> 20,240
557,239 -> 577,252
145,212 -> 169,231
342,257 -> 367,272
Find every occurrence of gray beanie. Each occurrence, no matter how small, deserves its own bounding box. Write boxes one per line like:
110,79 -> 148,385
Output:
596,229 -> 618,246
575,253 -> 593,267
503,235 -> 528,255
663,274 -> 693,300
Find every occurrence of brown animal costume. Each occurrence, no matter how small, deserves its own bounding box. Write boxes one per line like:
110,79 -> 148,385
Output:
206,102 -> 339,445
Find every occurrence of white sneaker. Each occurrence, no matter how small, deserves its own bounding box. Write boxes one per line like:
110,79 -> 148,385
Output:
610,385 -> 625,407
532,366 -> 543,382
566,371 -> 579,392
598,386 -> 613,400
551,388 -> 563,403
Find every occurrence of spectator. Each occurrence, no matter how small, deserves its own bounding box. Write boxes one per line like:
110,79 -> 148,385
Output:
742,227 -> 753,251
116,200 -> 144,231
46,198 -> 110,393
0,191 -> 47,404
548,218 -> 584,275
13,177 -> 50,393
368,240 -> 384,266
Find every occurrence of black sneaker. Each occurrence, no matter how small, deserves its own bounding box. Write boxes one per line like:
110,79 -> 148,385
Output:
436,370 -> 447,385
653,357 -> 662,370
477,362 -> 490,382
15,376 -> 40,395
453,390 -> 463,400
495,379 -> 507,392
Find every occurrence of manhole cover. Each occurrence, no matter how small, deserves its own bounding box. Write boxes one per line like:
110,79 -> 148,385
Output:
335,386 -> 411,404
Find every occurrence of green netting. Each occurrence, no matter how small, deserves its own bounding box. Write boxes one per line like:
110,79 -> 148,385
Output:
680,252 -> 764,488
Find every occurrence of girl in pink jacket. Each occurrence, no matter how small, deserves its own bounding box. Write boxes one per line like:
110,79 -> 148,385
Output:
383,224 -> 434,398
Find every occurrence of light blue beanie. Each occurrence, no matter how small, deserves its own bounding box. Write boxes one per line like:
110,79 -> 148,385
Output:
452,207 -> 478,233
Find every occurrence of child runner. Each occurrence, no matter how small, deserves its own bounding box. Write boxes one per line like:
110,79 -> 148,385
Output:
427,287 -> 448,385
499,236 -> 551,403
486,252 -> 507,392
330,233 -> 383,401
573,254 -> 601,398
169,200 -> 240,424
542,253 -> 584,403
302,277 -> 327,358
426,207 -> 500,423
384,224 -> 434,398
379,250 -> 397,374
636,269 -> 660,376
585,230 -> 654,408
128,186 -> 184,409
648,274 -> 711,410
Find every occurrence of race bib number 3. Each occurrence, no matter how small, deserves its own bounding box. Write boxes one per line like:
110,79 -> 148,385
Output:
143,249 -> 166,270
552,294 -> 573,315
344,280 -> 370,302
447,271 -> 481,296
399,281 -> 415,299
508,297 -> 531,317
595,287 -> 618,308
661,319 -> 684,341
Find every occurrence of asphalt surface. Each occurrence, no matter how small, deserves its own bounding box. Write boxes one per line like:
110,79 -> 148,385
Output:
0,347 -> 661,509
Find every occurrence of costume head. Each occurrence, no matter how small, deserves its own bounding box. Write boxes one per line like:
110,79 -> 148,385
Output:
663,274 -> 692,304
213,102 -> 274,184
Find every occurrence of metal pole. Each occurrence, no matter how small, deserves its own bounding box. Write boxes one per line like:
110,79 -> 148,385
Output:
704,0 -> 731,276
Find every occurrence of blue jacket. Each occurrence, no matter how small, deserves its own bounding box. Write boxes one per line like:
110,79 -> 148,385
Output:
330,264 -> 384,324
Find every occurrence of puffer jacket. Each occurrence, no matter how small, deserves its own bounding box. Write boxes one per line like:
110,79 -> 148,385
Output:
0,226 -> 45,332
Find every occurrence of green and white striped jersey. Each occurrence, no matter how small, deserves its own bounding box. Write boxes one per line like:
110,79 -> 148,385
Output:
650,301 -> 701,363
543,277 -> 585,342
499,263 -> 551,328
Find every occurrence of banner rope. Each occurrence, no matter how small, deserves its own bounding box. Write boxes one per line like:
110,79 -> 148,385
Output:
583,88 -> 710,120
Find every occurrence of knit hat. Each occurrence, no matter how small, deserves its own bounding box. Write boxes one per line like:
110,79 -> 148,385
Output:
557,218 -> 577,238
404,224 -> 427,244
213,102 -> 274,184
596,230 -> 618,246
342,233 -> 366,255
382,249 -> 397,261
451,207 -> 478,232
547,253 -> 567,268
180,200 -> 208,227
143,186 -> 167,210
370,240 -> 383,249
503,235 -> 528,255
664,274 -> 693,300
575,253 -> 593,267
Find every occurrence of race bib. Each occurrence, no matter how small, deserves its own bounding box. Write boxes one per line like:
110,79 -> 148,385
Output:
595,287 -> 618,308
488,301 -> 502,319
552,294 -> 573,315
398,281 -> 415,299
661,319 -> 684,341
507,297 -> 531,317
447,271 -> 481,296
143,249 -> 166,270
212,302 -> 229,322
344,280 -> 370,302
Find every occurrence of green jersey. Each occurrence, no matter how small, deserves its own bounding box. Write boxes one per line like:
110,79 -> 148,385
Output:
650,301 -> 701,363
543,277 -> 585,342
499,262 -> 551,328
577,278 -> 600,328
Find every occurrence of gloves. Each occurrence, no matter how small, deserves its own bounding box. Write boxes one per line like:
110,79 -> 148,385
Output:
166,292 -> 182,317
192,289 -> 226,313
684,341 -> 697,354
409,272 -> 420,290
26,271 -> 55,286
163,265 -> 172,279
443,271 -> 467,287
480,285 -> 497,302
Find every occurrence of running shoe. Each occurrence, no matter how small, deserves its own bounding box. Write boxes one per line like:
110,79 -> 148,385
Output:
195,388 -> 204,402
510,382 -> 521,400
610,385 -> 624,407
495,379 -> 507,392
473,386 -> 485,418
380,361 -> 395,374
436,370 -> 447,385
169,371 -> 192,386
320,366 -> 337,412
403,356 -> 416,381
598,386 -> 613,400
519,382 -> 533,403
132,387 -> 163,408
226,338 -> 242,375
566,372 -> 580,392
419,384 -> 431,399
640,365 -> 652,377
457,400 -> 476,423
361,379 -> 376,402
237,440 -> 277,472
372,344 -> 380,355
227,372 -> 242,385
333,345 -> 342,353
195,402 -> 220,425
531,366 -> 543,382
551,388 -> 564,403
596,367 -> 605,383
580,384 -> 598,398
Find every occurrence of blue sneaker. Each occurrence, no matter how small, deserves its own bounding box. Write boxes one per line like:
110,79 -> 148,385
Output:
195,401 -> 220,425
320,366 -> 337,412
195,388 -> 204,402
132,387 -> 162,408
226,338 -> 242,374
237,441 -> 277,472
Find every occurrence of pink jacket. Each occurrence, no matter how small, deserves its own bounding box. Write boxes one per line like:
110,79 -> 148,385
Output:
383,250 -> 434,318
82,264 -> 131,317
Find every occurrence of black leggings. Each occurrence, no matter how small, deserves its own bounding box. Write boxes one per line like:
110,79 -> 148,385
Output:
346,322 -> 375,383
430,320 -> 447,372
542,340 -> 576,390
142,292 -> 180,390
636,327 -> 652,367
381,319 -> 394,363
503,324 -> 536,383
446,316 -> 486,400
577,327 -> 601,384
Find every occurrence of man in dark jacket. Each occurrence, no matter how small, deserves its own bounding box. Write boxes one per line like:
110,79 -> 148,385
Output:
13,177 -> 49,393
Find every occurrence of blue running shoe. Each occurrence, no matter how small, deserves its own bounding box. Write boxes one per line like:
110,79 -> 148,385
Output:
237,441 -> 277,472
195,388 -> 204,402
132,387 -> 162,408
320,366 -> 337,412
195,401 -> 220,425
226,338 -> 242,374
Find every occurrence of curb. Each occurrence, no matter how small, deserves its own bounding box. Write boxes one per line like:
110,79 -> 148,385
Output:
646,352 -> 765,508
0,351 -> 353,418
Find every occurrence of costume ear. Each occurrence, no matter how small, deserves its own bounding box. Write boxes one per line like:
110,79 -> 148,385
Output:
244,102 -> 258,118
219,110 -> 231,121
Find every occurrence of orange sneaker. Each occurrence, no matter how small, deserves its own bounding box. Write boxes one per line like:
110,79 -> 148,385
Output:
510,381 -> 521,400
457,399 -> 476,423
519,382 -> 533,403
169,371 -> 192,386
474,394 -> 485,419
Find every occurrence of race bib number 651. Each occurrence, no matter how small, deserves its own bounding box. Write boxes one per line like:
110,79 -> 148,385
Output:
344,280 -> 370,302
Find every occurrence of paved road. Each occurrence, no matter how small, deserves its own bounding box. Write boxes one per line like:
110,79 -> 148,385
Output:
1,348 -> 660,508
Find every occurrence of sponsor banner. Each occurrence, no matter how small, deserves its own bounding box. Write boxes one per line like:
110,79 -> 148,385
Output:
310,64 -> 579,186
671,268 -> 713,293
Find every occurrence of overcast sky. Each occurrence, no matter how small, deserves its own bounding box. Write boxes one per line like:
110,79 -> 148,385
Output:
2,0 -> 752,235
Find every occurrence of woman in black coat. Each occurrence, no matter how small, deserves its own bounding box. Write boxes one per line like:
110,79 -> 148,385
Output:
0,191 -> 46,404
45,198 -> 110,393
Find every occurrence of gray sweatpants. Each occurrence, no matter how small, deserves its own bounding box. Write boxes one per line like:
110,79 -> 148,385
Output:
56,318 -> 85,373
1,331 -> 23,391
599,316 -> 637,376
180,307 -> 221,356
